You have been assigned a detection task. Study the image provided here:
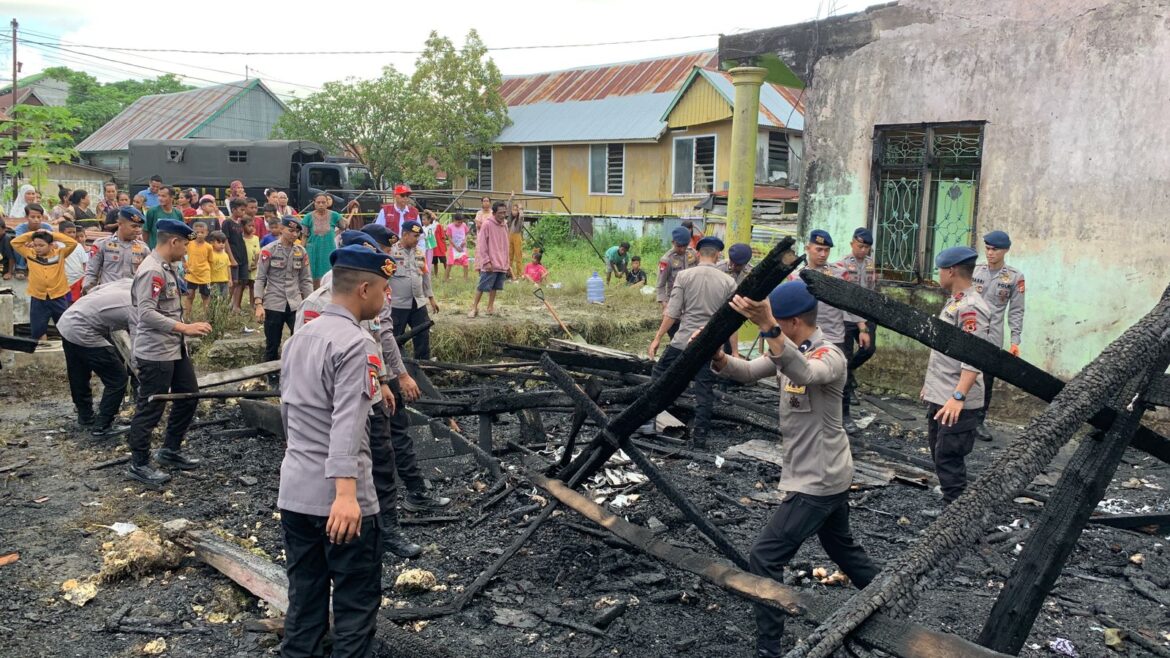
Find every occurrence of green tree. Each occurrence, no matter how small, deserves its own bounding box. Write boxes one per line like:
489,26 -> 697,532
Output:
41,67 -> 192,142
0,104 -> 80,196
272,29 -> 510,188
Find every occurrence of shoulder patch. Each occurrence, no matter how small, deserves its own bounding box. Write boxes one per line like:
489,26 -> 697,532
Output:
150,275 -> 164,299
366,354 -> 383,398
303,310 -> 320,323
1016,278 -> 1025,294
658,260 -> 668,272
960,311 -> 978,333
810,346 -> 831,360
260,250 -> 271,261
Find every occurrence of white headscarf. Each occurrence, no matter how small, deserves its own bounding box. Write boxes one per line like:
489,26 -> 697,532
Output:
9,184 -> 35,219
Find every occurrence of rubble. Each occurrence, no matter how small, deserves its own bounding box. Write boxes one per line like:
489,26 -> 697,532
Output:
100,531 -> 183,583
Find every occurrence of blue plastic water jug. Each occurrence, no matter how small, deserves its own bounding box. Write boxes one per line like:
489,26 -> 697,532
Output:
586,271 -> 605,304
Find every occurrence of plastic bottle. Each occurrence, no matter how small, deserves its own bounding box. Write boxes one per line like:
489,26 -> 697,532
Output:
586,271 -> 605,304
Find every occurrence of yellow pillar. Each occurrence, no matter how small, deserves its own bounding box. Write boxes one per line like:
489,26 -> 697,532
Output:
725,66 -> 767,246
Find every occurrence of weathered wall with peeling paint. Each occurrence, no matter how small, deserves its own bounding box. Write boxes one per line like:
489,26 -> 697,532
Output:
798,0 -> 1170,391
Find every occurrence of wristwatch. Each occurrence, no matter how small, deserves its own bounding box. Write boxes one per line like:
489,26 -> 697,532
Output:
759,325 -> 782,339
952,391 -> 966,401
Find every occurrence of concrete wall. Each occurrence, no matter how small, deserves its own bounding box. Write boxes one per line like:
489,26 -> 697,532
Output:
800,0 -> 1170,385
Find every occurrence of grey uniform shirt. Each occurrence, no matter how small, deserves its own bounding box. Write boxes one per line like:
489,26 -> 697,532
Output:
84,235 -> 150,289
253,241 -> 313,312
665,263 -> 736,351
715,329 -> 853,496
972,264 -> 1025,347
656,247 -> 699,303
922,286 -> 993,409
836,254 -> 877,324
57,279 -> 132,348
716,261 -> 753,285
297,283 -> 407,378
788,263 -> 847,344
130,251 -> 185,361
278,304 -> 382,517
388,243 -> 433,309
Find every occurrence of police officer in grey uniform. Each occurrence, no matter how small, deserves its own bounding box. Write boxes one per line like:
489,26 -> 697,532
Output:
971,230 -> 1025,441
656,226 -> 699,307
712,280 -> 879,657
253,216 -> 313,365
789,230 -> 853,422
278,245 -> 394,658
649,236 -> 736,447
716,242 -> 754,285
58,278 -> 133,436
837,227 -> 878,432
126,219 -> 212,488
389,220 -> 439,360
921,246 -> 993,506
83,206 -> 148,293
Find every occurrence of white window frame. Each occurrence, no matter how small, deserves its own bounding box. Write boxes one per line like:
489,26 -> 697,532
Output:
588,143 -> 626,196
522,145 -> 554,194
671,133 -> 717,197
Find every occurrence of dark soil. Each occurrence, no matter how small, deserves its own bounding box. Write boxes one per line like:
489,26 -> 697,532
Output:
1,373 -> 1168,658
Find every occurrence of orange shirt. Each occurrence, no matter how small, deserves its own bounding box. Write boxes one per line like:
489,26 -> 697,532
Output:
12,231 -> 77,300
210,250 -> 231,284
185,240 -> 214,285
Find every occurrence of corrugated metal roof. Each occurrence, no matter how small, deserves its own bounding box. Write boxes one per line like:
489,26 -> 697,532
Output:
77,80 -> 272,153
500,51 -> 718,106
496,93 -> 675,144
694,69 -> 805,130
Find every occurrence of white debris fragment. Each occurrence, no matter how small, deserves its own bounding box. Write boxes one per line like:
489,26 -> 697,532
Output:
98,522 -> 140,536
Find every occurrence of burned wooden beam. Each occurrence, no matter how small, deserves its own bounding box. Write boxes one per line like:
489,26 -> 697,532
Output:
979,345 -> 1170,654
1087,512 -> 1170,532
528,472 -> 1012,658
1148,374 -> 1170,408
406,357 -> 553,383
148,390 -> 279,403
407,386 -> 641,418
196,360 -> 281,389
801,268 -> 1170,464
0,333 -> 38,353
779,283 -> 1170,658
395,319 -> 433,347
499,342 -> 655,375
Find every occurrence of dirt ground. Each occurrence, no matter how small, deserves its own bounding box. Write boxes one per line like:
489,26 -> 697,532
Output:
1,367 -> 1169,658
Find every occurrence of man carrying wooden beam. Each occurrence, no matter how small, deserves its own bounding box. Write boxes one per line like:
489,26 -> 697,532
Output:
711,280 -> 879,657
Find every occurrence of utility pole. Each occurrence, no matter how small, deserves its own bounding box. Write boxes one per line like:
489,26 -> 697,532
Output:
725,66 -> 767,246
10,18 -> 18,182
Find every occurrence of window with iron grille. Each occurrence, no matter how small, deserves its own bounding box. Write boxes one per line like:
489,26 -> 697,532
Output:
228,150 -> 248,163
589,144 -> 624,195
765,132 -> 789,183
467,152 -> 492,190
673,135 -> 716,195
523,145 -> 552,193
870,122 -> 985,283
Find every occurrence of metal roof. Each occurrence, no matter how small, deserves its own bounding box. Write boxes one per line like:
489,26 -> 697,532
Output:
500,51 -> 718,106
77,80 -> 283,153
662,68 -> 805,130
496,93 -> 675,145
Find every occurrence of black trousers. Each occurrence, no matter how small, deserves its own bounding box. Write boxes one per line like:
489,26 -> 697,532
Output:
844,322 -> 876,414
749,491 -> 879,645
281,510 -> 383,658
390,302 -> 431,361
652,345 -> 715,434
981,372 -> 996,422
127,355 -> 198,466
0,232 -> 13,275
62,340 -> 128,425
834,340 -> 853,420
263,304 -> 296,363
386,379 -> 425,492
926,402 -> 979,504
368,407 -> 400,516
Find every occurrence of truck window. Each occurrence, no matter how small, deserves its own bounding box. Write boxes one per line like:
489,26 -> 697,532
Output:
347,167 -> 374,190
229,150 -> 248,163
309,168 -> 341,188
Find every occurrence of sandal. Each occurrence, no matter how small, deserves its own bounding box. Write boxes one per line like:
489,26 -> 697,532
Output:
466,309 -> 478,318
15,271 -> 26,280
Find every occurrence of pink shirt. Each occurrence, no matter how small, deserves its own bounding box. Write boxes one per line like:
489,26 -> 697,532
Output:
524,262 -> 548,283
477,217 -> 510,273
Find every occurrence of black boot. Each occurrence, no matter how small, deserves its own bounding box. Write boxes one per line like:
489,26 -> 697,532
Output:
382,510 -> 422,559
91,421 -> 130,438
127,462 -> 171,489
401,489 -> 451,512
155,448 -> 201,470
975,422 -> 993,442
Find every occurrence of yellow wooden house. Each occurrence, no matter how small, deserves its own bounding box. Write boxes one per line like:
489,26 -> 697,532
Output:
453,52 -> 805,220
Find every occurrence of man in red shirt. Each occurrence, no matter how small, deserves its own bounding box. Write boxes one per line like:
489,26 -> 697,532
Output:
376,184 -> 418,235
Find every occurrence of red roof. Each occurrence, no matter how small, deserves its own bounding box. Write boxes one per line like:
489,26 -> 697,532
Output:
500,51 -> 719,106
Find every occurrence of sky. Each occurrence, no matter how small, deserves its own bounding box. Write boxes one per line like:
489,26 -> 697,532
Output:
2,0 -> 872,100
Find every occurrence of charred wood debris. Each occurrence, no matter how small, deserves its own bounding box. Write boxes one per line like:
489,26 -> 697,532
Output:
163,239 -> 1170,657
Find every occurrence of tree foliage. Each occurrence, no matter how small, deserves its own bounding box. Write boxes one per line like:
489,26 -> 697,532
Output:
0,105 -> 80,196
273,30 -> 510,188
40,67 -> 192,142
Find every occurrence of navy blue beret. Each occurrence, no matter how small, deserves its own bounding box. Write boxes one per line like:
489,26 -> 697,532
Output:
118,206 -> 145,224
935,246 -> 978,268
983,231 -> 1011,249
696,236 -> 724,252
728,243 -> 752,265
280,216 -> 301,230
769,280 -> 818,320
155,218 -> 193,239
329,244 -> 396,278
401,220 -> 422,235
808,229 -> 833,248
670,226 -> 690,246
360,223 -> 396,247
339,230 -> 379,251
852,227 -> 874,245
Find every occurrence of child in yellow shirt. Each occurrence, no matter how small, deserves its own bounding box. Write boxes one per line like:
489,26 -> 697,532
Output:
184,221 -> 214,316
242,220 -> 261,307
10,203 -> 78,340
208,231 -> 231,298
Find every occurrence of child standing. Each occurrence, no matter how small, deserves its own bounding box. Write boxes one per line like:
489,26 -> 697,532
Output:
243,220 -> 261,308
260,217 -> 281,247
625,256 -> 647,286
11,204 -> 78,341
523,249 -> 548,284
57,220 -> 90,302
184,222 -> 214,316
445,213 -> 470,281
208,231 -> 232,299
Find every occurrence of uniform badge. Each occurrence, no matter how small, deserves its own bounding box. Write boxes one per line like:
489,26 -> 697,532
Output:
303,310 -> 320,323
784,383 -> 807,395
810,347 -> 831,360
382,259 -> 397,277
1016,279 -> 1025,294
150,275 -> 164,299
366,354 -> 383,398
659,260 -> 668,273
960,311 -> 978,333
976,285 -> 984,293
